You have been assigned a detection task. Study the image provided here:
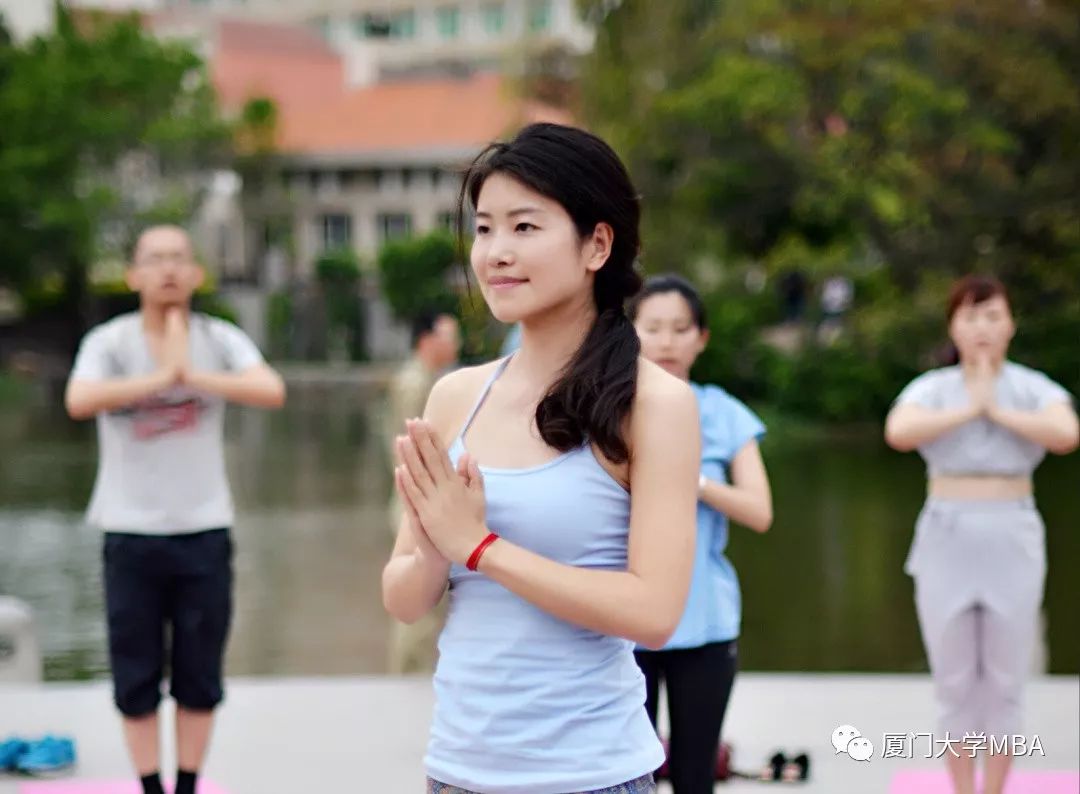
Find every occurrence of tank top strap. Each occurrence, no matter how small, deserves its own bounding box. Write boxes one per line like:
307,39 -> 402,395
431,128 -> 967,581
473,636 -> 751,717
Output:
455,355 -> 512,441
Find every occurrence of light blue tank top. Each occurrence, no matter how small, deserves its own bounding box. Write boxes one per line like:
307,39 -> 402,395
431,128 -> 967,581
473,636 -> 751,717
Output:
425,357 -> 664,794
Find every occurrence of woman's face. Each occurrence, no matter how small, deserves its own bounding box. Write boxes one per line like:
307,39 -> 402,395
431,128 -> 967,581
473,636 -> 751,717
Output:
948,295 -> 1015,364
470,172 -> 609,324
633,291 -> 708,381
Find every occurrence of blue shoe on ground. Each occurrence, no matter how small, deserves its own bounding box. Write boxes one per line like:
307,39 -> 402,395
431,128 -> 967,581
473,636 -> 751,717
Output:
0,738 -> 29,772
14,736 -> 76,775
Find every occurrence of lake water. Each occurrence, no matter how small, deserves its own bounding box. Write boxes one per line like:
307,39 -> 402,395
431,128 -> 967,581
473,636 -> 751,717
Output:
1,380 -> 1077,680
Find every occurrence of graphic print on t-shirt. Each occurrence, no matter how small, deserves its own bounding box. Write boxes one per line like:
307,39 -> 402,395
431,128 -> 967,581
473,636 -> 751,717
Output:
114,392 -> 209,440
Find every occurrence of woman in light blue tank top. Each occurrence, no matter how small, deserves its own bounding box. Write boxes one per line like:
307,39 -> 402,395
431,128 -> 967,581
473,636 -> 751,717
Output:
628,275 -> 773,794
382,124 -> 702,794
885,275 -> 1078,794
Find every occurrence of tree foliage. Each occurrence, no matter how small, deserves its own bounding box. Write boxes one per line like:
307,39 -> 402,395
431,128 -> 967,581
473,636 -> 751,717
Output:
0,4 -> 229,330
579,0 -> 1079,407
377,231 -> 460,321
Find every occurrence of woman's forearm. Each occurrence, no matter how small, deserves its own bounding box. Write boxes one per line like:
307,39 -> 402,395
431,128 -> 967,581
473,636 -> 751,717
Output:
382,550 -> 450,624
700,480 -> 772,532
989,405 -> 1080,454
885,405 -> 978,451
476,536 -> 683,649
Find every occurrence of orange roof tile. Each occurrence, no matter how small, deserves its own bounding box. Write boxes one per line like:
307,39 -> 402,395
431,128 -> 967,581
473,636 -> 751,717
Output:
198,16 -> 571,158
208,19 -> 345,113
277,72 -> 574,157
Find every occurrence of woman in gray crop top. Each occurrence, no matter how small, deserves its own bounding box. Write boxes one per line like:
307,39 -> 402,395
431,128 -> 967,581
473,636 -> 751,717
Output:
884,275 -> 1078,794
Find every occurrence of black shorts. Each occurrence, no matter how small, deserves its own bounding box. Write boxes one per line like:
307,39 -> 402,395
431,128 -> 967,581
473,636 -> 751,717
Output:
103,528 -> 233,717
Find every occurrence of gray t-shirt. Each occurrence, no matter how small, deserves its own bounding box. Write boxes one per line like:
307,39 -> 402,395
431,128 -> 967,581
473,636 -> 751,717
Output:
70,312 -> 265,534
895,361 -> 1073,477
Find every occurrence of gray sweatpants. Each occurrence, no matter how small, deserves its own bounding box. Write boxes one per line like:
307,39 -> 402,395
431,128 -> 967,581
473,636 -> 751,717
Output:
905,497 -> 1045,739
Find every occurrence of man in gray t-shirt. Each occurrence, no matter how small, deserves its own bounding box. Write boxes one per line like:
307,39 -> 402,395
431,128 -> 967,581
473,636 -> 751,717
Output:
65,225 -> 285,794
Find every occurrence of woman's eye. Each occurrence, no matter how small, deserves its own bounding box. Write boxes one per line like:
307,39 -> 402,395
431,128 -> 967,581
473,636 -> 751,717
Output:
515,222 -> 536,232
475,225 -> 490,235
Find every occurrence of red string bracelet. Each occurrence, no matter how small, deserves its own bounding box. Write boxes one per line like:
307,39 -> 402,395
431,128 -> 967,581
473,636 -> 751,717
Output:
466,532 -> 499,571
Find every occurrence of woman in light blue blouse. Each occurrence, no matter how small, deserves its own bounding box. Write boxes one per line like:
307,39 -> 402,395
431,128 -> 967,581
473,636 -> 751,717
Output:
629,275 -> 774,794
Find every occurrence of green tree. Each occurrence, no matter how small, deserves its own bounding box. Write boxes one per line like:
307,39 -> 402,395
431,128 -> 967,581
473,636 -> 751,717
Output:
579,0 -> 1080,407
377,231 -> 459,321
0,4 -> 229,342
316,247 -> 365,361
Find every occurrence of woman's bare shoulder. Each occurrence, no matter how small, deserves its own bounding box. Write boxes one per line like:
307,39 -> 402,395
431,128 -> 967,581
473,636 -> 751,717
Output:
634,357 -> 697,415
625,358 -> 699,459
425,359 -> 505,440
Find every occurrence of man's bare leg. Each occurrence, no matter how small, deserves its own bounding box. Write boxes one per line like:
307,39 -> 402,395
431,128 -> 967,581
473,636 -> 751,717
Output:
176,706 -> 214,774
122,712 -> 160,776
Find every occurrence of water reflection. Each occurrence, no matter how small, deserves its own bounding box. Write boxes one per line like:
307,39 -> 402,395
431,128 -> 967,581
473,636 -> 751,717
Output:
1,384 -> 1077,679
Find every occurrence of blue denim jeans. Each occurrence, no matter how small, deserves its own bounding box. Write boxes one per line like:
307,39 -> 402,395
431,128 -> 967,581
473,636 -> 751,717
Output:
426,773 -> 656,793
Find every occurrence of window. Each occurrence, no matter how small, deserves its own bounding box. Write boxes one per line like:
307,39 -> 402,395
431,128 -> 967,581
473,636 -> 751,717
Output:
527,0 -> 552,33
354,13 -> 385,38
354,11 -> 415,39
481,2 -> 505,35
389,10 -> 416,39
378,169 -> 404,192
437,211 -> 456,233
316,171 -> 340,195
319,214 -> 352,250
436,6 -> 460,39
378,213 -> 413,243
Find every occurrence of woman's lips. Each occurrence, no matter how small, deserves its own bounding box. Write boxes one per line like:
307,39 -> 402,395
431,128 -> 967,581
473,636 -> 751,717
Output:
489,277 -> 527,290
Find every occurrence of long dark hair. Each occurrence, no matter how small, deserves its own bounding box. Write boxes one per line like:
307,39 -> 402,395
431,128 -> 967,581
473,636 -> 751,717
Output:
628,273 -> 708,330
457,123 -> 643,464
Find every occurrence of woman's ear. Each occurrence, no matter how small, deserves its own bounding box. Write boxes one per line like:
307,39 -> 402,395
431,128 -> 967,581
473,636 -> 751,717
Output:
584,223 -> 614,273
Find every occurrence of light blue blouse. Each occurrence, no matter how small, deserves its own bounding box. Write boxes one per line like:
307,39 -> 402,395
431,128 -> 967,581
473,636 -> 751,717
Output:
660,383 -> 766,650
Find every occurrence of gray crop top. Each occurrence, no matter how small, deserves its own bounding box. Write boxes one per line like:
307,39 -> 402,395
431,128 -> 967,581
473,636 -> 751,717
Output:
895,361 -> 1073,477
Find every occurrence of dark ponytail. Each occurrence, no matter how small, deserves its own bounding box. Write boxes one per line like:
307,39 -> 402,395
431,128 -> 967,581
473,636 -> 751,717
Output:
458,123 -> 643,463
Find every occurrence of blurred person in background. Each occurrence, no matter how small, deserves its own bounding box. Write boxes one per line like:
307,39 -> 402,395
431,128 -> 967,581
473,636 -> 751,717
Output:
385,309 -> 461,674
64,225 -> 285,794
885,274 -> 1078,794
629,274 -> 775,793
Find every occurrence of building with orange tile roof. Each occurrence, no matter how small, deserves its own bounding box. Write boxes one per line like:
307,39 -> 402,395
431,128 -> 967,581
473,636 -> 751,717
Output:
34,3 -> 580,356
175,12 -> 575,357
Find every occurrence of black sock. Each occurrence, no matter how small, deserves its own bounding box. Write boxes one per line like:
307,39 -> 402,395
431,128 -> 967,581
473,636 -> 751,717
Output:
175,768 -> 198,794
140,772 -> 165,794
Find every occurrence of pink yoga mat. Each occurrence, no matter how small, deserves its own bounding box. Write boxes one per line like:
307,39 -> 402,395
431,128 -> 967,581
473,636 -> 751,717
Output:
19,781 -> 228,794
889,770 -> 1079,794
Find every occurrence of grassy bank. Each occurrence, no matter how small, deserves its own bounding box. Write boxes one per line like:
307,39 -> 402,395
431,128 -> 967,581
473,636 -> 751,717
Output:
752,402 -> 885,449
0,371 -> 34,407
